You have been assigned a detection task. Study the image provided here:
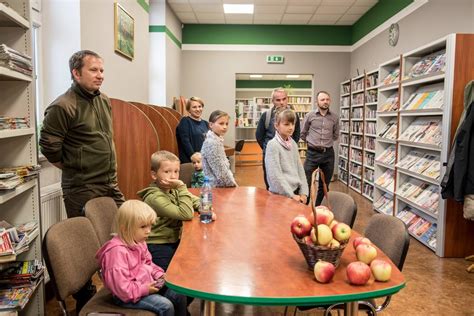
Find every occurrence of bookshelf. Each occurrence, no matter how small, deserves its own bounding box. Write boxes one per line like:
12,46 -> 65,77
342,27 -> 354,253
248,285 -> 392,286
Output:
362,70 -> 378,201
374,56 -> 401,216
348,74 -> 365,193
338,80 -> 351,185
374,34 -> 474,257
288,95 -> 312,159
0,0 -> 44,314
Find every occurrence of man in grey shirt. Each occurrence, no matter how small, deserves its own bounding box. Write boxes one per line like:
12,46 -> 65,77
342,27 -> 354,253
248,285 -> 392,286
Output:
301,91 -> 340,205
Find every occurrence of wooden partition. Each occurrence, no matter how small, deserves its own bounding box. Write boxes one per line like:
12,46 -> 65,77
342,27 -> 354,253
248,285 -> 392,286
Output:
111,99 -> 159,200
131,102 -> 178,155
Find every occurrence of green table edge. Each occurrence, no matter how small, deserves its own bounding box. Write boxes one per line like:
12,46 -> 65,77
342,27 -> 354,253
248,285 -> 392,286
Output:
165,281 -> 406,306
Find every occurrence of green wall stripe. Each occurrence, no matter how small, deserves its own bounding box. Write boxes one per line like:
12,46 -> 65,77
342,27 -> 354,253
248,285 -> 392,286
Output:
149,25 -> 182,49
236,80 -> 312,89
137,0 -> 149,13
181,1 -> 415,46
352,0 -> 413,43
182,25 -> 352,45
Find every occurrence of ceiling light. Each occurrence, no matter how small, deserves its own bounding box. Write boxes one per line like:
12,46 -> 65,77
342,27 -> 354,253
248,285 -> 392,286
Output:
286,75 -> 300,78
250,74 -> 263,78
223,4 -> 254,14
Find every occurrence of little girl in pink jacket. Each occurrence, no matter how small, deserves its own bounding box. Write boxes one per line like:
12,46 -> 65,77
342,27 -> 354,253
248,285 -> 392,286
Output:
96,200 -> 186,315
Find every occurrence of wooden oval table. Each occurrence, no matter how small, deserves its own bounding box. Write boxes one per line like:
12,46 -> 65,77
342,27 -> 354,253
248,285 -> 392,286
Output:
165,187 -> 405,316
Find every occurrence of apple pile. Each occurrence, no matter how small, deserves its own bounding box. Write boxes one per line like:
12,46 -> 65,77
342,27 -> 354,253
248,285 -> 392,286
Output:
290,206 -> 352,249
346,236 -> 392,285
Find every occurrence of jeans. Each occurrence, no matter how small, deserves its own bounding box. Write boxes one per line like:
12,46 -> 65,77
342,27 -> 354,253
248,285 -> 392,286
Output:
304,147 -> 335,206
147,242 -> 179,272
113,286 -> 187,316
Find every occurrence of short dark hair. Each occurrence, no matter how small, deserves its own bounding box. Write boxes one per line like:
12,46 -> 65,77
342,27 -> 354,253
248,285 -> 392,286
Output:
316,90 -> 330,98
69,50 -> 101,80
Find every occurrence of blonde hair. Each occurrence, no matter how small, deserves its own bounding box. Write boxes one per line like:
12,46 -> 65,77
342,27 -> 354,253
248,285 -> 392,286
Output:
190,152 -> 202,162
275,108 -> 297,125
151,150 -> 180,172
186,96 -> 204,111
209,110 -> 229,123
114,200 -> 157,246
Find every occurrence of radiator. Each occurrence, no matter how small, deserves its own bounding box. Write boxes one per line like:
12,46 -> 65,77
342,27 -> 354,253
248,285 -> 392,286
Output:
40,183 -> 67,237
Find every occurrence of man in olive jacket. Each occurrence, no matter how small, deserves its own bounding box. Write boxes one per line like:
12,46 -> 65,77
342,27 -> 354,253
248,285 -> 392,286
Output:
40,50 -> 124,311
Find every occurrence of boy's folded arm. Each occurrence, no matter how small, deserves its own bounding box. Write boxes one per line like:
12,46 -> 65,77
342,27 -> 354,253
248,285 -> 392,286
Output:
145,192 -> 195,220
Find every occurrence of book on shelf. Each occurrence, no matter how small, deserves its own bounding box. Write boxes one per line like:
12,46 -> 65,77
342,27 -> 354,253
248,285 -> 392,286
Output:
374,193 -> 393,215
405,50 -> 446,78
382,68 -> 400,85
375,145 -> 396,165
375,169 -> 395,191
402,89 -> 444,110
422,160 -> 441,180
378,93 -> 399,112
399,118 -> 442,146
397,151 -> 425,170
378,120 -> 398,140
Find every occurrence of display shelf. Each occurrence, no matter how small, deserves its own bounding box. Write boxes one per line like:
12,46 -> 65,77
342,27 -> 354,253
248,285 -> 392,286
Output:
372,34 -> 474,257
0,2 -> 29,28
0,66 -> 33,81
0,180 -> 36,204
0,1 -> 44,313
0,128 -> 35,139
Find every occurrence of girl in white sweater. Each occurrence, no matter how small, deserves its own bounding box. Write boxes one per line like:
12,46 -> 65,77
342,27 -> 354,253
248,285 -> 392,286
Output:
265,109 -> 308,203
201,110 -> 237,187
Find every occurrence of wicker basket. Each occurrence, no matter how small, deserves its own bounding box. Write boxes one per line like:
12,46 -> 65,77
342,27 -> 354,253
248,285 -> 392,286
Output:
293,168 -> 347,270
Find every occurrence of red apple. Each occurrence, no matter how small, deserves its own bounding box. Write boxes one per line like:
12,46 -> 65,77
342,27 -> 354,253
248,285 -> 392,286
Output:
308,206 -> 334,226
316,224 -> 333,246
290,215 -> 312,238
329,219 -> 339,230
346,261 -> 371,285
353,236 -> 372,250
356,244 -> 378,264
331,222 -> 352,242
314,260 -> 336,283
370,259 -> 392,282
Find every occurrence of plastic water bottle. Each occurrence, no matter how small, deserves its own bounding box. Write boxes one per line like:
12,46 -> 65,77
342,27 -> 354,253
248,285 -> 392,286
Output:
200,176 -> 213,224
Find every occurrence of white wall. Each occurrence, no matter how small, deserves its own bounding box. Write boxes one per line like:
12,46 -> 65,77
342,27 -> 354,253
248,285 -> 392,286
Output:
81,0 -> 149,102
165,3 -> 182,107
181,50 -> 350,145
350,0 -> 474,76
149,0 -> 166,105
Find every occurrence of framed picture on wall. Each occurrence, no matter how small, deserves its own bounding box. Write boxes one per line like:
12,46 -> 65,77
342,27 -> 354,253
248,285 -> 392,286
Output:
114,3 -> 134,60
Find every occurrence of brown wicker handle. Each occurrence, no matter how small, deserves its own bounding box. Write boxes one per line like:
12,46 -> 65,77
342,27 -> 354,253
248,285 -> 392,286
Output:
310,168 -> 331,238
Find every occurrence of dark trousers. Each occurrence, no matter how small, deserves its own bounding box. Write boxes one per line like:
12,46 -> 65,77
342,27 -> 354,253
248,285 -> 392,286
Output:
148,242 -> 180,272
62,182 -> 125,218
64,182 -> 124,312
304,147 -> 335,206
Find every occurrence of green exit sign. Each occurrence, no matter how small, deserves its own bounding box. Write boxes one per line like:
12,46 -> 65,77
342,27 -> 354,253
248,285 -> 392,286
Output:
267,55 -> 284,64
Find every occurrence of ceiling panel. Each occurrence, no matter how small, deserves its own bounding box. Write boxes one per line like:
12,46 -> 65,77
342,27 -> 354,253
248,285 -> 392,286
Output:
166,0 -> 377,25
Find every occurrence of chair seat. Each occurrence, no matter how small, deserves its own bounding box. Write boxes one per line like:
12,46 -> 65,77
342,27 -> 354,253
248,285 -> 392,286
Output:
80,287 -> 155,316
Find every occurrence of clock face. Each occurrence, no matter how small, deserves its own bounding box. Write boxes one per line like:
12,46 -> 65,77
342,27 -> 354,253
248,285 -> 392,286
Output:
389,23 -> 399,47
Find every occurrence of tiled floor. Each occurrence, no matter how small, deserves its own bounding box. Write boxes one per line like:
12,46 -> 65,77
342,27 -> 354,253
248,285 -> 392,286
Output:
45,165 -> 474,315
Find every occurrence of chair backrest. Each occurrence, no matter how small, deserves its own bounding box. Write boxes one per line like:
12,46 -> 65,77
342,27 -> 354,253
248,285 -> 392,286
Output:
364,213 -> 410,270
179,162 -> 194,187
235,139 -> 245,153
85,197 -> 118,246
322,191 -> 357,228
43,217 -> 101,301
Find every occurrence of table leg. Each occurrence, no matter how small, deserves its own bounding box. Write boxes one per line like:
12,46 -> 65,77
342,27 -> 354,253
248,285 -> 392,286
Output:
344,301 -> 359,316
200,300 -> 216,316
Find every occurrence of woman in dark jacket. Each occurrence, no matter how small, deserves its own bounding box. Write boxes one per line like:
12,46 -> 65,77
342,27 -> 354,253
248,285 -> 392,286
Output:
176,97 -> 209,163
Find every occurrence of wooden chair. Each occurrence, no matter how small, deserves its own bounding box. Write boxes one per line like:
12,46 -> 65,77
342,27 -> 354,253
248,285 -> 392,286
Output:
234,139 -> 245,165
179,162 -> 194,188
43,217 -> 154,316
84,197 -> 118,246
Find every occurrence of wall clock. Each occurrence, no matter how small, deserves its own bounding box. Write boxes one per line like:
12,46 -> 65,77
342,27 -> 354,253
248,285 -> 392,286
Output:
389,23 -> 399,47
